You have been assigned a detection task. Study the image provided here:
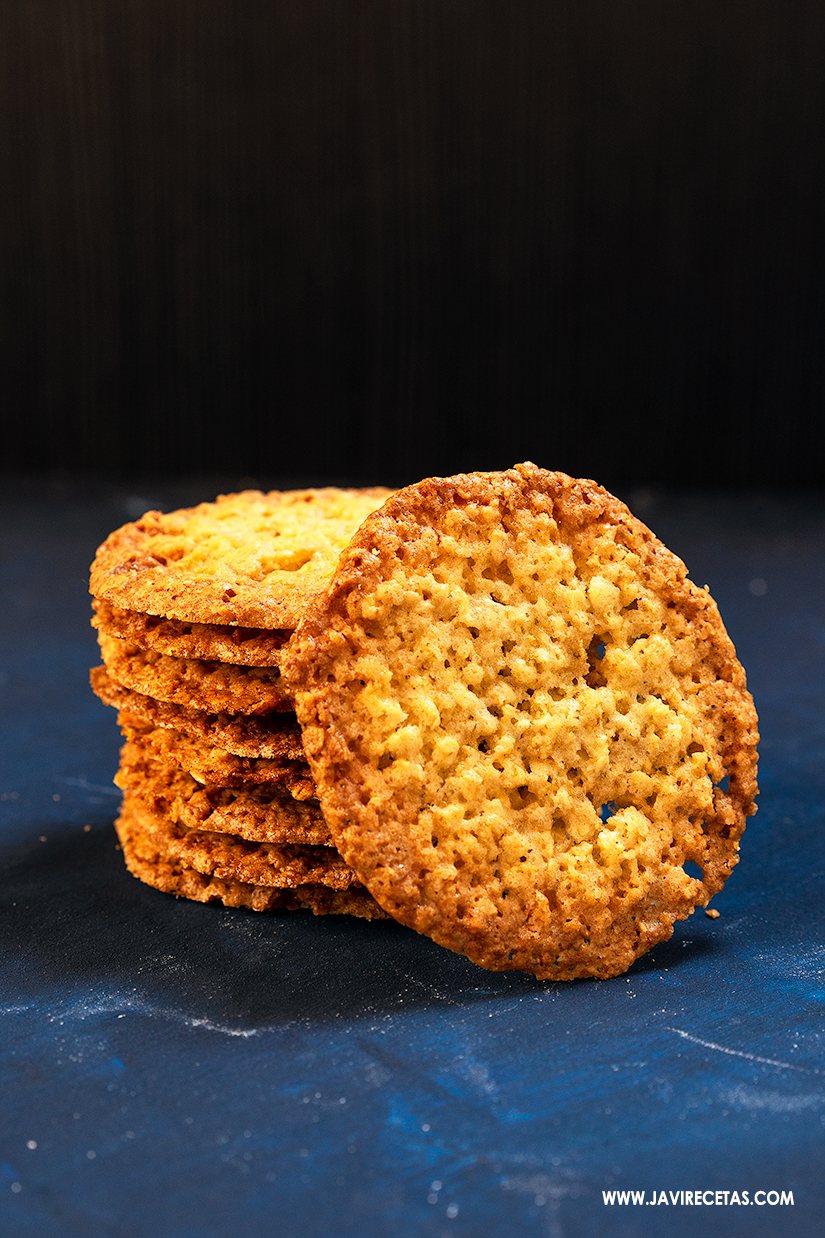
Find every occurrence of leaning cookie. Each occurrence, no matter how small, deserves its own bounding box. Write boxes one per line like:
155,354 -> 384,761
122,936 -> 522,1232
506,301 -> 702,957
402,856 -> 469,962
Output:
282,464 -> 759,981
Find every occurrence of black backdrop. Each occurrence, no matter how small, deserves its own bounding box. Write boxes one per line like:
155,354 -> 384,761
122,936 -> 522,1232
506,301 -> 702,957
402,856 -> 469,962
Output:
3,1 -> 824,488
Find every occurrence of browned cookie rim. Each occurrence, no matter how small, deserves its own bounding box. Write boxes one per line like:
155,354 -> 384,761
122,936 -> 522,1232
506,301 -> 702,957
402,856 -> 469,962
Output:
97,631 -> 294,716
116,795 -> 387,918
92,599 -> 290,667
90,667 -> 305,759
118,713 -> 317,801
283,464 -> 759,981
116,738 -> 331,845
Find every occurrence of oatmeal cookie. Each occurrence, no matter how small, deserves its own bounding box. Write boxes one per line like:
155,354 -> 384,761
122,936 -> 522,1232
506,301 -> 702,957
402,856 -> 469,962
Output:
283,464 -> 759,980
92,599 -> 290,667
116,795 -> 386,918
97,631 -> 294,715
90,487 -> 393,629
119,714 -> 316,801
119,793 -> 356,889
90,667 -> 305,760
116,739 -> 331,845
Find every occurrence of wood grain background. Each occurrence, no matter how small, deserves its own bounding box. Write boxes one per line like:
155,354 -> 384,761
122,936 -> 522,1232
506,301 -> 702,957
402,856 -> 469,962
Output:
3,1 -> 824,485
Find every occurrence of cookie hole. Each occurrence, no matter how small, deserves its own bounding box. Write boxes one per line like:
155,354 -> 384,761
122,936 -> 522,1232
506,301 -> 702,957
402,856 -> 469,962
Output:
377,754 -> 393,770
431,836 -> 439,848
520,856 -> 527,862
585,635 -> 609,688
454,857 -> 465,870
482,562 -> 514,586
551,818 -> 568,844
683,860 -> 704,881
623,598 -> 639,611
477,739 -> 489,753
509,786 -> 537,810
468,626 -> 480,639
597,802 -> 618,823
714,775 -> 731,793
456,906 -> 466,920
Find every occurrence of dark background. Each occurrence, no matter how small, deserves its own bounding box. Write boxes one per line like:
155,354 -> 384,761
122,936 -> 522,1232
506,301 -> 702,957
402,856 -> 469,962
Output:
3,0 -> 824,488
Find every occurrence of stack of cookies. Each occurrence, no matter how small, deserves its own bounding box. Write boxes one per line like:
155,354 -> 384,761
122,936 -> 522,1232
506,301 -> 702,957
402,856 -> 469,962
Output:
89,486 -> 394,920
91,467 -> 759,979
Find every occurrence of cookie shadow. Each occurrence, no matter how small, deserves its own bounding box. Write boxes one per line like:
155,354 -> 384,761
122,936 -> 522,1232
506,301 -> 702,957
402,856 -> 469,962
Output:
1,823 -> 550,1029
2,823 -> 715,1031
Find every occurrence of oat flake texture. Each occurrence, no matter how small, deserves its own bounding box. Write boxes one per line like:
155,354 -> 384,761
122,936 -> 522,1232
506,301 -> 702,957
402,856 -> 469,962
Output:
90,487 -> 393,629
283,464 -> 759,980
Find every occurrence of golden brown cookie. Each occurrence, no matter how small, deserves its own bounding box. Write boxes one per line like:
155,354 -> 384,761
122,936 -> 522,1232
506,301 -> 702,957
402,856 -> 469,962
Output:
119,791 -> 355,889
97,632 -> 294,715
119,714 -> 316,801
283,464 -> 759,981
90,667 -> 305,760
116,795 -> 386,918
116,739 -> 331,845
92,599 -> 290,667
90,487 -> 393,629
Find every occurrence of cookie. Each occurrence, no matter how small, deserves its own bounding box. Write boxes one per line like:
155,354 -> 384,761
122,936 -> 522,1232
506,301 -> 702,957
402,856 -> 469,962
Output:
116,795 -> 386,918
283,464 -> 759,981
97,632 -> 294,715
119,714 -> 316,801
92,599 -> 290,667
90,667 -> 305,760
119,791 -> 355,889
116,739 -> 332,845
90,487 -> 394,629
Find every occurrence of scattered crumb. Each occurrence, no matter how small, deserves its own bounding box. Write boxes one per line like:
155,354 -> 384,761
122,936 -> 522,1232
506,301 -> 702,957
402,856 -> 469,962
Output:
705,908 -> 720,919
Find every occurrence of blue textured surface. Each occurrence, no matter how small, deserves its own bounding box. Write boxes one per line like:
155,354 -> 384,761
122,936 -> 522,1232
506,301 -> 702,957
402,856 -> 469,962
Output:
1,477 -> 823,1237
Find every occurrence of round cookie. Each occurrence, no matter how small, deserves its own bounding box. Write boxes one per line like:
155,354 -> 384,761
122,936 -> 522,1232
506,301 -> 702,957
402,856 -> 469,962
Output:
92,599 -> 291,667
116,796 -> 386,918
118,715 -> 316,801
97,632 -> 294,715
116,740 -> 332,845
119,793 -> 356,890
90,487 -> 394,629
283,464 -> 759,981
90,667 -> 305,760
